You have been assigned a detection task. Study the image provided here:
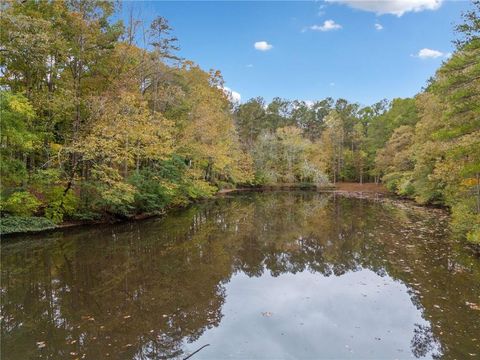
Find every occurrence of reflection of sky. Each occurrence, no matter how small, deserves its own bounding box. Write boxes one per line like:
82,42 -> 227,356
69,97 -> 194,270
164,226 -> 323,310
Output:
183,269 -> 436,359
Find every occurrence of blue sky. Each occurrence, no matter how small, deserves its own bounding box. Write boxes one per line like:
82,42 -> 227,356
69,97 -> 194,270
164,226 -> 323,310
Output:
119,1 -> 470,105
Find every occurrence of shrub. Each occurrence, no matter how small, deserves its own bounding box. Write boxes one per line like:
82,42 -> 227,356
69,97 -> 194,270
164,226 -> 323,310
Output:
0,216 -> 56,235
89,165 -> 136,216
2,191 -> 41,216
44,188 -> 78,223
397,176 -> 415,197
467,228 -> 480,245
31,169 -> 79,223
382,172 -> 413,196
451,201 -> 480,245
184,179 -> 217,199
382,172 -> 402,193
129,170 -> 177,213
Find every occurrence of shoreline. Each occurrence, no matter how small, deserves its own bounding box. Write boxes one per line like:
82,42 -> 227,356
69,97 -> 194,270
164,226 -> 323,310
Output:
0,183 -> 441,238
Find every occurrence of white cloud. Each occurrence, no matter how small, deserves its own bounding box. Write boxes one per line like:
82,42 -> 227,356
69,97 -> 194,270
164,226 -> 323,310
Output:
375,23 -> 384,30
310,20 -> 342,32
326,0 -> 443,16
223,86 -> 241,103
414,48 -> 445,59
254,41 -> 273,51
246,64 -> 254,68
330,82 -> 336,86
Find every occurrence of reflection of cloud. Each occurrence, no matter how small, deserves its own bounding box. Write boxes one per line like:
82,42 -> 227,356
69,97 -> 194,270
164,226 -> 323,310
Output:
185,270 -> 439,358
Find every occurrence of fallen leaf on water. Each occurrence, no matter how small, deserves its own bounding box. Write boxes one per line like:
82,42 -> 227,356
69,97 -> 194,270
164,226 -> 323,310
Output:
37,341 -> 46,349
261,311 -> 273,317
466,302 -> 480,311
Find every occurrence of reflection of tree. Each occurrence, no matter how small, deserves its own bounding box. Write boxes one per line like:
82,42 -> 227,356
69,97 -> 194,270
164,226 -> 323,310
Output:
410,324 -> 442,359
2,192 -> 480,359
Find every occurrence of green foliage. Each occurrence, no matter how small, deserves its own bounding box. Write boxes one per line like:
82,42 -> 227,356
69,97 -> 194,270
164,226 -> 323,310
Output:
44,188 -> 78,223
371,1 -> 480,244
451,202 -> 480,245
367,98 -> 418,152
397,175 -> 415,197
381,172 -> 404,193
1,191 -> 41,217
184,180 -> 217,199
0,216 -> 56,235
89,165 -> 136,216
0,91 -> 37,187
252,126 -> 329,185
467,228 -> 480,245
30,169 -> 79,223
129,170 -> 177,213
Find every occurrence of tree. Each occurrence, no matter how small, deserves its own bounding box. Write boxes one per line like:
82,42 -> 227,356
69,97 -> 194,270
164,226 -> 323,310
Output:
0,92 -> 37,187
234,97 -> 267,150
320,111 -> 345,184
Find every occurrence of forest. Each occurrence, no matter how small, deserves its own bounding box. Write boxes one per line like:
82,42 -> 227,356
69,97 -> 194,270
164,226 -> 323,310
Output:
0,1 -> 479,246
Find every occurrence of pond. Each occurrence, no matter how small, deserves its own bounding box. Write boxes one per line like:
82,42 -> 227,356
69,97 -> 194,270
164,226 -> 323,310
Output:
1,191 -> 479,359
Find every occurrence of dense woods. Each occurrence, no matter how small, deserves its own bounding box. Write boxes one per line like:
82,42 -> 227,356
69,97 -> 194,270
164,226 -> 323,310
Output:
0,1 -> 479,245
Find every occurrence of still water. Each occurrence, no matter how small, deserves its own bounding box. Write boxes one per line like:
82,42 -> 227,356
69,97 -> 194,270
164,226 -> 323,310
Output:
1,192 -> 479,359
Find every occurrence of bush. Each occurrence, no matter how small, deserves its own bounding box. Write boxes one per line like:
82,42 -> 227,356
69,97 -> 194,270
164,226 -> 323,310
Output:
30,169 -> 79,223
88,165 -> 136,216
71,210 -> 102,222
44,188 -> 78,223
216,181 -> 235,190
2,191 -> 41,216
382,172 -> 414,196
467,228 -> 480,245
184,179 -> 217,199
382,172 -> 402,193
451,201 -> 480,245
129,170 -> 177,213
397,176 -> 415,197
0,216 -> 56,235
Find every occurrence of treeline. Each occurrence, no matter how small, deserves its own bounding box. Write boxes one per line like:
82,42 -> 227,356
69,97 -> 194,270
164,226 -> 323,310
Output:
234,96 -> 391,184
1,1 -> 253,231
232,2 -> 479,244
0,1 -> 479,244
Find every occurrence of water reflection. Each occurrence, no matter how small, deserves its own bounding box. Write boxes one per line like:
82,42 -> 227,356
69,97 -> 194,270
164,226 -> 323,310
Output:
1,192 -> 479,359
